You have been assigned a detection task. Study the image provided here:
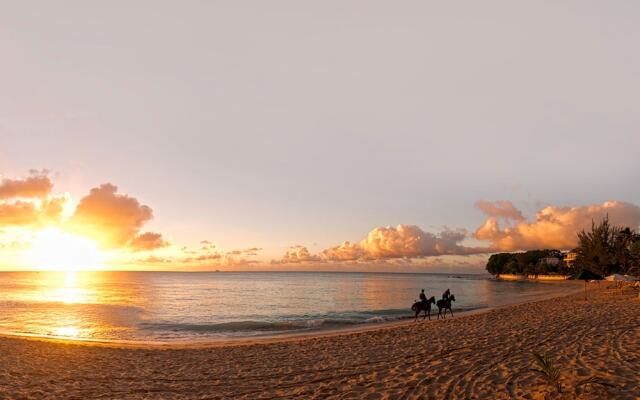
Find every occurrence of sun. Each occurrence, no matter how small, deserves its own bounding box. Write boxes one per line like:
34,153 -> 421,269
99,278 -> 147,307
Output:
27,228 -> 104,271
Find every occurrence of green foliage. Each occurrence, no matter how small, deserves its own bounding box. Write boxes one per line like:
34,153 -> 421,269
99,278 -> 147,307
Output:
629,241 -> 640,276
485,249 -> 565,275
529,351 -> 614,399
531,351 -> 563,394
575,216 -> 640,276
486,253 -> 513,275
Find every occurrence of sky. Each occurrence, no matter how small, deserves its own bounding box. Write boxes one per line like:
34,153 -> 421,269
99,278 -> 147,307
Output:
1,1 -> 639,271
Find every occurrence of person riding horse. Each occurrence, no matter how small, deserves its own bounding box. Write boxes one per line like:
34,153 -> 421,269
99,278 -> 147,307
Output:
412,289 -> 436,321
412,288 -> 455,320
437,293 -> 455,319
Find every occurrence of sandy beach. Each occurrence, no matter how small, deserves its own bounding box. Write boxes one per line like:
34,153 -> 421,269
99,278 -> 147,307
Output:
0,287 -> 638,400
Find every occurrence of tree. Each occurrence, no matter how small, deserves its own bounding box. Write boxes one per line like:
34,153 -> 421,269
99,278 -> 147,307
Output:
575,216 -> 639,276
575,217 -> 617,276
628,240 -> 640,276
485,249 -> 564,275
486,253 -> 513,275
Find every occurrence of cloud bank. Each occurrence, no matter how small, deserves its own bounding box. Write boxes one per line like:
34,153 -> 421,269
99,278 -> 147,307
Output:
321,225 -> 473,261
277,200 -> 640,265
137,243 -> 262,269
474,200 -> 640,252
275,225 -> 482,264
4,172 -> 640,270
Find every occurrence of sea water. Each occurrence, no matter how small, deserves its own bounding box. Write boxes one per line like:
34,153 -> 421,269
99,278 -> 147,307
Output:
0,271 -> 576,342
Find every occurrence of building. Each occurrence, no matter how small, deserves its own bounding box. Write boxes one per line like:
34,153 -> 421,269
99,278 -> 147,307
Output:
563,251 -> 578,267
539,256 -> 561,266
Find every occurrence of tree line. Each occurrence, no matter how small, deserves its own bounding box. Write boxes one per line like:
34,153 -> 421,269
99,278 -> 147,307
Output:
485,249 -> 570,276
485,216 -> 640,277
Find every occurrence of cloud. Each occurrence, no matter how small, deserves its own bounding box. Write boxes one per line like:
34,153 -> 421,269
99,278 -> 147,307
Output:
0,173 -> 52,199
0,201 -> 44,226
136,255 -> 173,264
474,200 -> 524,221
281,245 -> 320,263
320,241 -> 366,261
0,196 -> 66,227
0,172 -> 65,227
174,245 -> 262,267
322,225 -> 473,261
128,231 -> 169,251
66,183 -> 154,249
184,253 -> 223,262
474,200 -> 640,251
277,225 -> 478,264
223,247 -> 263,257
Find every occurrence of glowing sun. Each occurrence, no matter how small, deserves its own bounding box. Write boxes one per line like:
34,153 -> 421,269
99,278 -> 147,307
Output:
28,228 -> 104,271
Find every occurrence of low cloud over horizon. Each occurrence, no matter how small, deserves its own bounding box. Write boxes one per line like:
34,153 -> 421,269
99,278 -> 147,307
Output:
274,200 -> 640,265
2,171 -> 640,270
474,200 -> 640,252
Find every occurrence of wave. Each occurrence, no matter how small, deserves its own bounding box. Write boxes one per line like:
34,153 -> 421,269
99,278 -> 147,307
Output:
140,318 -> 367,334
140,305 -> 487,336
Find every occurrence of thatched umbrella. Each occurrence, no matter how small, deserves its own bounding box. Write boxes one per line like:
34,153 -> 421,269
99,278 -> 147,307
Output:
572,269 -> 604,300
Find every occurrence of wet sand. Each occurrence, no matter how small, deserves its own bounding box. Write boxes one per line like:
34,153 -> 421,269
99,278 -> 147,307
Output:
0,287 -> 638,399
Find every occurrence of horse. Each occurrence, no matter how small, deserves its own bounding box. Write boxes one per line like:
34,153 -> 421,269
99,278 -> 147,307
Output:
411,296 -> 436,321
436,294 -> 456,319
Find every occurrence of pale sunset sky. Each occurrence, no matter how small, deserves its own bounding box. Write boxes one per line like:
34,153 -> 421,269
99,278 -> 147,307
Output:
1,1 -> 639,271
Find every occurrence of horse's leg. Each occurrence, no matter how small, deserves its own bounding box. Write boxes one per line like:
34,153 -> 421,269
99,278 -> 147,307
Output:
414,309 -> 419,322
427,308 -> 431,321
449,307 -> 454,317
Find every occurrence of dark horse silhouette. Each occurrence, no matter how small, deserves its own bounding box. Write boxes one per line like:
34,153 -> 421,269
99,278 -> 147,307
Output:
411,296 -> 436,321
436,294 -> 455,319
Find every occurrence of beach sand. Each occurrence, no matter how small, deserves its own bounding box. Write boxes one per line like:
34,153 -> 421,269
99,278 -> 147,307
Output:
0,287 -> 638,399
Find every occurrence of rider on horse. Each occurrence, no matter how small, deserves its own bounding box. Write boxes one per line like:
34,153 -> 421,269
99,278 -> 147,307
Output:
419,289 -> 427,304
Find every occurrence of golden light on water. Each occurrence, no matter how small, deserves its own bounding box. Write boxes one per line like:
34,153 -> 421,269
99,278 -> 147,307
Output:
52,326 -> 80,337
34,272 -> 96,339
27,228 -> 104,271
51,272 -> 88,304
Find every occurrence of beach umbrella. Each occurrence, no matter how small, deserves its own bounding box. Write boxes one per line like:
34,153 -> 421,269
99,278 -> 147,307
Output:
572,269 -> 604,300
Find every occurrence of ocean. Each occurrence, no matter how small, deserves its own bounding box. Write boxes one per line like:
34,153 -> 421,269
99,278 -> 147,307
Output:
0,271 -> 576,342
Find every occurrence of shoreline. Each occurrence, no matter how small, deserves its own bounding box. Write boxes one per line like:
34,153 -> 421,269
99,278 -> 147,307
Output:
0,281 -> 583,349
0,286 -> 637,399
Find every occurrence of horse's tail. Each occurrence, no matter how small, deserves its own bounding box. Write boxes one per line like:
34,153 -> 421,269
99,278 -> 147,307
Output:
411,302 -> 419,311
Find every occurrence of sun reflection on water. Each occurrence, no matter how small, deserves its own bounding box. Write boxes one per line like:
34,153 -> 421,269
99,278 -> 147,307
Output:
6,271 -> 104,340
46,272 -> 89,304
52,326 -> 80,337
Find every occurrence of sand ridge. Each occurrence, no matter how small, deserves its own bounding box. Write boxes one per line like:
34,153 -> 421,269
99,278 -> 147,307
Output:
0,288 -> 638,399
